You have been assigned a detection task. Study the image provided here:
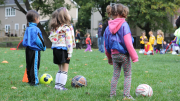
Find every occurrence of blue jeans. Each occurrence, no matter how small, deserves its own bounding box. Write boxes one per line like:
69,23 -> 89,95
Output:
100,36 -> 104,53
98,37 -> 101,51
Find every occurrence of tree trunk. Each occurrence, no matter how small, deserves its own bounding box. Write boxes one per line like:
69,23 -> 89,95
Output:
37,23 -> 51,48
144,23 -> 151,39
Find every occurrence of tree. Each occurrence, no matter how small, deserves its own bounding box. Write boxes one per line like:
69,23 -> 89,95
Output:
119,0 -> 180,38
13,0 -> 71,47
74,0 -> 113,36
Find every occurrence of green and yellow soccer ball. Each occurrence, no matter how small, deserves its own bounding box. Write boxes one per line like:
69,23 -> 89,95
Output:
39,73 -> 53,84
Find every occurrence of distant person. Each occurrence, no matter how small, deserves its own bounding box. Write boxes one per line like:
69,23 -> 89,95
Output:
100,5 -> 112,53
162,41 -> 169,52
85,33 -> 92,52
139,31 -> 147,53
144,38 -> 154,55
149,31 -> 155,52
75,29 -> 81,49
48,7 -> 76,91
156,30 -> 164,53
97,23 -> 103,52
171,37 -> 179,54
104,4 -> 138,100
22,10 -> 46,86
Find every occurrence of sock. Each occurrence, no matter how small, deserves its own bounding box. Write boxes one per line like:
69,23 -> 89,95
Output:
59,71 -> 67,89
156,49 -> 158,53
55,70 -> 61,88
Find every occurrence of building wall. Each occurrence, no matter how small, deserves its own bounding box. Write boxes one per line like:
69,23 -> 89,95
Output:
0,4 -> 27,37
91,9 -> 102,37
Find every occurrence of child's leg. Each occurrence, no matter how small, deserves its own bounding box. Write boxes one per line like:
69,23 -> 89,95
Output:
58,63 -> 69,89
55,64 -> 63,88
122,55 -> 132,97
88,45 -> 92,51
26,47 -> 40,86
85,44 -> 89,51
110,54 -> 122,96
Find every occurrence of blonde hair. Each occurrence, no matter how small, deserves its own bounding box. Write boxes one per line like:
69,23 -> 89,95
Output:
111,4 -> 129,18
49,7 -> 71,30
149,31 -> 153,35
158,30 -> 164,39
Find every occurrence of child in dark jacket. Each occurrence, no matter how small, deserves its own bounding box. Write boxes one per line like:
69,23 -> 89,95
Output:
85,33 -> 92,52
22,10 -> 46,86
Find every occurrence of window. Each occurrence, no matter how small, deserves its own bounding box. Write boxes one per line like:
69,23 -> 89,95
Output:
5,25 -> 10,33
15,24 -> 19,31
5,7 -> 16,17
22,24 -> 26,31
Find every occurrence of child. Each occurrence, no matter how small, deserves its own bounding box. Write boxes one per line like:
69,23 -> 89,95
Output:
75,29 -> 81,49
156,30 -> 164,53
104,4 -> 138,100
22,10 -> 46,86
162,41 -> 168,53
139,31 -> 147,53
149,31 -> 155,51
144,38 -> 154,55
48,7 -> 76,90
171,37 -> 179,54
97,23 -> 103,52
85,33 -> 92,52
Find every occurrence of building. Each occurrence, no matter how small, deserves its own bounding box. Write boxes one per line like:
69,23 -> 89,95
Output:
0,0 -> 79,38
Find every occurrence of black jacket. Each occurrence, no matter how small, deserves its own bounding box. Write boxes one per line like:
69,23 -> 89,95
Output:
101,20 -> 109,37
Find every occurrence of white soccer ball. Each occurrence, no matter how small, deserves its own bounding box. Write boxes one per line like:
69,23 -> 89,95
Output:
135,84 -> 153,97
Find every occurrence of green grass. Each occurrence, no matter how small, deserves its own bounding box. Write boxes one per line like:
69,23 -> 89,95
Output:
0,48 -> 180,101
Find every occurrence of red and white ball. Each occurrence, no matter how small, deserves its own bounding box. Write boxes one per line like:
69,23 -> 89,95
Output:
135,84 -> 153,97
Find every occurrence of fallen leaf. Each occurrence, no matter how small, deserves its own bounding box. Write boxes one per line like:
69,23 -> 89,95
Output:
92,71 -> 93,72
19,65 -> 23,68
70,68 -> 73,69
145,71 -> 148,73
11,86 -> 17,89
69,78 -> 72,81
76,59 -> 79,61
11,81 -> 12,84
1,61 -> 8,63
160,81 -> 162,82
45,67 -> 47,69
73,72 -> 77,74
103,58 -> 107,60
122,97 -> 130,100
4,51 -> 7,53
85,92 -> 90,95
85,64 -> 87,66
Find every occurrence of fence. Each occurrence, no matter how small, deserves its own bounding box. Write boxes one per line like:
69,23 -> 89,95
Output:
0,29 -> 25,37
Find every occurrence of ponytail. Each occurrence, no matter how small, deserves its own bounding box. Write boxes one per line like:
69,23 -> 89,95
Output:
122,5 -> 129,18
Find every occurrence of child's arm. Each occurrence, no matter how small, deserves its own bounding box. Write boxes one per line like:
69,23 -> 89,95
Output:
145,45 -> 150,52
124,33 -> 138,63
36,33 -> 46,51
104,31 -> 112,65
90,38 -> 92,45
65,27 -> 73,58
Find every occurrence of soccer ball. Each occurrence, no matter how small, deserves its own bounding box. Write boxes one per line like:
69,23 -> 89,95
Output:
135,84 -> 153,97
71,75 -> 87,88
39,73 -> 53,84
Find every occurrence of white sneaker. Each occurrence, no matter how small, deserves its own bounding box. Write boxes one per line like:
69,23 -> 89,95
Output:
90,50 -> 93,52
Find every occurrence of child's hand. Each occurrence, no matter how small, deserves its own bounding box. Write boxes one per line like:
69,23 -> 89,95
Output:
67,57 -> 71,60
108,59 -> 113,65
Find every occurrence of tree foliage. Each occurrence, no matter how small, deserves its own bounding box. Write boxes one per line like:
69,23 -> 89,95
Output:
119,0 -> 180,38
13,0 -> 70,47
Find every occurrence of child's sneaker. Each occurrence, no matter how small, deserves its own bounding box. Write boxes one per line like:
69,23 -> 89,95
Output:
90,50 -> 93,52
122,96 -> 135,100
54,87 -> 68,91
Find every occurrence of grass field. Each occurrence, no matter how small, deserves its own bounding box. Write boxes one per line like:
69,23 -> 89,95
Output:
0,48 -> 180,101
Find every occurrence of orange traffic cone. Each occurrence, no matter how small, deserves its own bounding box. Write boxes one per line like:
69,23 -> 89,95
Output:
22,68 -> 29,83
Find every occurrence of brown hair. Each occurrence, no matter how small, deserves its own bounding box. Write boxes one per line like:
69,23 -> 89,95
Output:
49,7 -> 71,30
111,4 -> 129,18
106,5 -> 112,16
26,10 -> 39,26
144,38 -> 148,42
